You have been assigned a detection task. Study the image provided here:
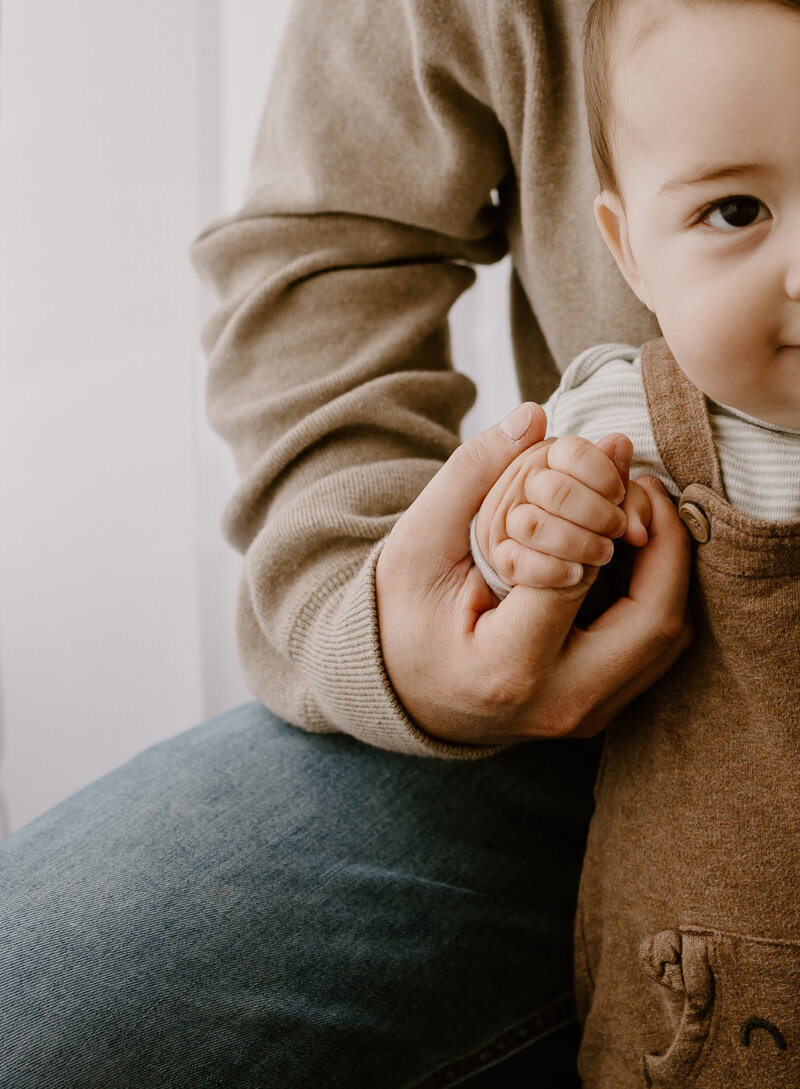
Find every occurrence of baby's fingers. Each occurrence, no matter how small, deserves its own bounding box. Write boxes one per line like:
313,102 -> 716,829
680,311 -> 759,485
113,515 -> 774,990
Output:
506,504 -> 615,568
524,467 -> 627,539
490,537 -> 586,589
545,435 -> 626,502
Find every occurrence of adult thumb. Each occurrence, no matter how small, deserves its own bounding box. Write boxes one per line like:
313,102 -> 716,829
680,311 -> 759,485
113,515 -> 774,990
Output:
403,402 -> 548,566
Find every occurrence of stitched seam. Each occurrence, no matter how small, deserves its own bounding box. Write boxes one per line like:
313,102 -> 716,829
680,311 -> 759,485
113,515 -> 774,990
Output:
408,992 -> 577,1088
682,924 -> 800,949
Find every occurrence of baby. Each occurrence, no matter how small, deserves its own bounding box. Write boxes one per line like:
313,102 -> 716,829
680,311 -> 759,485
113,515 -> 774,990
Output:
473,0 -> 800,1084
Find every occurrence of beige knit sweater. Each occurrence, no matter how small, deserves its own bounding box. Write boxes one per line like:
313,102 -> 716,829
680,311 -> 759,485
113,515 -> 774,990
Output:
191,0 -> 660,756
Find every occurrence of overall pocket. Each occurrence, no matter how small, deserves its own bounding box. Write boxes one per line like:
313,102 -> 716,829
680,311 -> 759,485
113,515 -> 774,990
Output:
640,926 -> 800,1088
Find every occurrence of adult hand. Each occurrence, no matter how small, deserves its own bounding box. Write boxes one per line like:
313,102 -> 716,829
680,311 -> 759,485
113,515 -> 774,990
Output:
375,404 -> 693,747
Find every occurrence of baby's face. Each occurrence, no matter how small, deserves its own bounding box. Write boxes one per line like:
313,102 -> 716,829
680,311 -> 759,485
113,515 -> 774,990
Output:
596,1 -> 800,427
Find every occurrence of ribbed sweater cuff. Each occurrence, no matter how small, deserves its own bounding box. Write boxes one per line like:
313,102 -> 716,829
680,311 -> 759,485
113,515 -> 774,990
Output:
308,541 -> 506,759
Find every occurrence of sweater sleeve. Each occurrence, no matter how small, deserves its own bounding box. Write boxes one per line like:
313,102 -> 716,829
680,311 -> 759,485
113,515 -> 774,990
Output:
191,0 -> 515,756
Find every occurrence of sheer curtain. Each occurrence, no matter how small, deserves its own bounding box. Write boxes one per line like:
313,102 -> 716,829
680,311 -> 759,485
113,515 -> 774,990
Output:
0,0 -> 515,835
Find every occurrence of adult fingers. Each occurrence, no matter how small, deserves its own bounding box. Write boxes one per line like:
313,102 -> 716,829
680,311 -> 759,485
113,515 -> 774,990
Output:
474,564 -> 601,669
577,476 -> 693,679
514,477 -> 691,738
602,476 -> 691,630
569,623 -> 693,737
473,477 -> 690,741
401,402 -> 548,569
619,479 -> 652,547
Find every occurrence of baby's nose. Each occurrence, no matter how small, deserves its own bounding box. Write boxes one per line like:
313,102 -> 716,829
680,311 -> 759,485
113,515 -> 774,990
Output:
784,222 -> 800,301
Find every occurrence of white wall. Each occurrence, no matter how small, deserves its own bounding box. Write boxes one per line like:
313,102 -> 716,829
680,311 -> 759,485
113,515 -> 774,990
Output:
0,0 -> 516,835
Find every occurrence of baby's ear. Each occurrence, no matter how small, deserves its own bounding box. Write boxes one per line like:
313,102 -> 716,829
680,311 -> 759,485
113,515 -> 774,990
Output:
594,191 -> 654,311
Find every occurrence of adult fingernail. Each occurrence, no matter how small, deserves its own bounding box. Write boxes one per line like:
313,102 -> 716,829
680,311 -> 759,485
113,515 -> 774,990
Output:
499,403 -> 532,441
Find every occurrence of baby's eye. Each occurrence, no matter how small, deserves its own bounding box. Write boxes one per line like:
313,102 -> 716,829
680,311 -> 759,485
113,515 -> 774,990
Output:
703,196 -> 769,230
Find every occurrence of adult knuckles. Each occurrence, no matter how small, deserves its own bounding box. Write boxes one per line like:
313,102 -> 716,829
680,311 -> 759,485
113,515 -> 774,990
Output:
471,662 -> 583,739
519,696 -> 585,740
476,659 -> 538,714
644,606 -> 692,650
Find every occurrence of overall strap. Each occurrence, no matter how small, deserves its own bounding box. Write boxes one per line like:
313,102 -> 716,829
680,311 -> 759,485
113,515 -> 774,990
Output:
640,338 -> 725,496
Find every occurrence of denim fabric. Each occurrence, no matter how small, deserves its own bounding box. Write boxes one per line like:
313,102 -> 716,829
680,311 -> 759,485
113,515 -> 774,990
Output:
0,703 -> 599,1088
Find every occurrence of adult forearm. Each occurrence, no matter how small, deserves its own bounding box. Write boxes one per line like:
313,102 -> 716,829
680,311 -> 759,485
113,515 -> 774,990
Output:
192,0 -> 511,753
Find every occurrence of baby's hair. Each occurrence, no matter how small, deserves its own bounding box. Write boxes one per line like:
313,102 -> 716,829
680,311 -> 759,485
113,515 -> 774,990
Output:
584,0 -> 800,195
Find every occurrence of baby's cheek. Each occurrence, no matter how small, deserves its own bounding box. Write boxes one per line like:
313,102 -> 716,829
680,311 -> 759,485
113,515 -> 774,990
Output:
658,316 -> 728,404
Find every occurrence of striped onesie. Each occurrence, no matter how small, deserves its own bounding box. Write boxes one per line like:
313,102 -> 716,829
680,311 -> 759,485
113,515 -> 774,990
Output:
472,342 -> 800,600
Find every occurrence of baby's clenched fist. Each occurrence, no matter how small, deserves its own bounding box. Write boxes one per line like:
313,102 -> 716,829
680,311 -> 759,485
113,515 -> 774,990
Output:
473,434 -> 651,594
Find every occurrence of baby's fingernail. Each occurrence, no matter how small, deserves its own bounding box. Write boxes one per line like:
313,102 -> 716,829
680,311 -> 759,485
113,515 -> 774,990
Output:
499,403 -> 532,441
566,564 -> 583,584
613,440 -> 632,476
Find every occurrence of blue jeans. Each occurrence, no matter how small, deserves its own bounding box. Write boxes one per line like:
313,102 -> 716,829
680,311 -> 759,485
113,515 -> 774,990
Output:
0,702 -> 599,1088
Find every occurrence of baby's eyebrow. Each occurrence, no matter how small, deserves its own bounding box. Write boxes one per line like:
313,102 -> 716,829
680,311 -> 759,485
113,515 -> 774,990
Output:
658,161 -> 770,195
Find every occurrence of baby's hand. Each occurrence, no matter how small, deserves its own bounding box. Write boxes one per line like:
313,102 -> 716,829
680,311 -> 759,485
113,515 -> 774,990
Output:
474,433 -> 651,592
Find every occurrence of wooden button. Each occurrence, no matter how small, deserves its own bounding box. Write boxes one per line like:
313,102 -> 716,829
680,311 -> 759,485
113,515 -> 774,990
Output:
679,501 -> 711,543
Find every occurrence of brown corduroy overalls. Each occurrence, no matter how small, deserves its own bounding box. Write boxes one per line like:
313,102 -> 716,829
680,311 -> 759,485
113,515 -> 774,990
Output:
575,338 -> 800,1088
